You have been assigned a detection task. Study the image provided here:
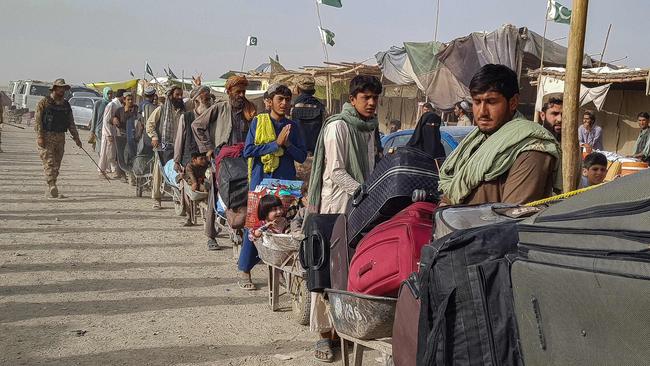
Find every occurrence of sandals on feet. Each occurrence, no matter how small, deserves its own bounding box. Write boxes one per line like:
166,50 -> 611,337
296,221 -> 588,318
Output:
314,339 -> 335,363
238,273 -> 256,291
207,239 -> 221,251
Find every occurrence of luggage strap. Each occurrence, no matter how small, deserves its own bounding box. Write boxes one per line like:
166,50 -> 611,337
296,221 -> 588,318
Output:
422,288 -> 456,365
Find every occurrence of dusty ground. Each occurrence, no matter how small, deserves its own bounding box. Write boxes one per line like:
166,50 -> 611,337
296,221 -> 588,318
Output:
0,125 -> 382,365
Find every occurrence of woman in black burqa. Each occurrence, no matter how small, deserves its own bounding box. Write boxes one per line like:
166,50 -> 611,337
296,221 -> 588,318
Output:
406,111 -> 446,159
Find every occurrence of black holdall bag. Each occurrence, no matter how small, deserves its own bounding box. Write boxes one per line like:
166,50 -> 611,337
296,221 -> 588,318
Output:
512,170 -> 650,366
217,157 -> 248,209
347,147 -> 439,247
417,221 -> 524,366
299,214 -> 340,292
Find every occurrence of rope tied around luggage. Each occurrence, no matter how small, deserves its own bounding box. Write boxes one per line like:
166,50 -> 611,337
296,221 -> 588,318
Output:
525,183 -> 604,207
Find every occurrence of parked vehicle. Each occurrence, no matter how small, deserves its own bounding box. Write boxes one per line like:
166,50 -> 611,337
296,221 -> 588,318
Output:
10,80 -> 100,112
380,126 -> 474,155
11,80 -> 51,112
69,95 -> 101,129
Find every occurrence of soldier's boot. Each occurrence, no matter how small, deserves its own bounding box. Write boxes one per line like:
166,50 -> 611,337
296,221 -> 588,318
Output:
47,182 -> 59,198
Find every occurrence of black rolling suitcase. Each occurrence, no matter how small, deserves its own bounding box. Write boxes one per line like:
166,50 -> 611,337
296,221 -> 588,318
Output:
347,147 -> 438,247
299,214 -> 340,292
512,170 -> 650,366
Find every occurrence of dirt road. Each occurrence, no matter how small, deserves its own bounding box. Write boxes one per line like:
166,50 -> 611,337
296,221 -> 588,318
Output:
0,126 -> 379,365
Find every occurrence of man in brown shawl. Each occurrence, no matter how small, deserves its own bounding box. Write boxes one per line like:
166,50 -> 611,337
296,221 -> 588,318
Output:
191,75 -> 256,250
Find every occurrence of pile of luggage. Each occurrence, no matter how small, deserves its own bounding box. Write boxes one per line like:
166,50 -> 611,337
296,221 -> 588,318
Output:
300,145 -> 650,365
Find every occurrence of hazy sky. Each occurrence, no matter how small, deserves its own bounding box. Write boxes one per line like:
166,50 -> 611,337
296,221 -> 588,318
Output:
1,0 -> 647,85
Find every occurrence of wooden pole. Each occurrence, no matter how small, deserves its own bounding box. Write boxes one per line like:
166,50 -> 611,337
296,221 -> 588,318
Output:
598,24 -> 612,67
561,0 -> 589,192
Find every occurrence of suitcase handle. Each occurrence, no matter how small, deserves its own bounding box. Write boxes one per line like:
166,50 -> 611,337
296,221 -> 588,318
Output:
357,261 -> 374,277
298,238 -> 308,270
309,232 -> 327,270
351,185 -> 368,207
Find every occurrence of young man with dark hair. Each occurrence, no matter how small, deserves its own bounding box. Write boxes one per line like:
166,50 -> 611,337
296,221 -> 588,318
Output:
579,152 -> 608,188
438,64 -> 561,205
540,97 -> 563,142
238,83 -> 307,290
579,109 -> 604,151
422,102 -> 434,114
306,74 -> 382,362
630,112 -> 650,162
291,75 -> 326,154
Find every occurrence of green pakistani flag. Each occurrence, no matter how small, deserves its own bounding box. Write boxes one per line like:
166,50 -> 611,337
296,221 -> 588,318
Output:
317,0 -> 342,8
546,0 -> 572,24
319,27 -> 335,46
145,62 -> 154,77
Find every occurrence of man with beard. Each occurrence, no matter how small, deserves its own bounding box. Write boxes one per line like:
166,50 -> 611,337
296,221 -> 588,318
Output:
540,97 -> 563,142
174,85 -> 212,173
146,85 -> 186,209
438,64 -> 562,206
192,75 -> 256,250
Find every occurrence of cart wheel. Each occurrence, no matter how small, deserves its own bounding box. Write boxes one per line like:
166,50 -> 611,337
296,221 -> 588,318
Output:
290,276 -> 311,326
174,200 -> 185,216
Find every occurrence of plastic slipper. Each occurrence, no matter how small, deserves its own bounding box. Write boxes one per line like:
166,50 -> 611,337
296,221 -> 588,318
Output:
314,339 -> 335,363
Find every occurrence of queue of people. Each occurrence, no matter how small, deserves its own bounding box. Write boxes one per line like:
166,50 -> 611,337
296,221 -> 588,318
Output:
27,66 -> 650,364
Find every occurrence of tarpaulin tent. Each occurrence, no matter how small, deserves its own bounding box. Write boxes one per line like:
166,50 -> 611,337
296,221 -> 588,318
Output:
376,24 -> 597,115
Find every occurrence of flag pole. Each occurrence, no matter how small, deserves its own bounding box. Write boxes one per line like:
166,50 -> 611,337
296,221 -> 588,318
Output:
315,1 -> 329,62
433,0 -> 441,41
534,3 -> 550,123
598,24 -> 612,67
141,61 -> 147,99
241,44 -> 248,72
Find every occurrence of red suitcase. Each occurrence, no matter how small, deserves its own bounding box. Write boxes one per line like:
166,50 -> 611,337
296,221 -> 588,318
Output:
347,202 -> 436,297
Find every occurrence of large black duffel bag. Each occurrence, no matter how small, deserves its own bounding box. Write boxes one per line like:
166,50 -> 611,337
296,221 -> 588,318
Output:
217,157 -> 248,209
512,170 -> 650,366
417,205 -> 524,366
347,147 -> 438,247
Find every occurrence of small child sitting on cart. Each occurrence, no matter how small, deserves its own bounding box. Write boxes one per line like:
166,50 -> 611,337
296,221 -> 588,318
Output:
184,152 -> 209,192
250,195 -> 289,241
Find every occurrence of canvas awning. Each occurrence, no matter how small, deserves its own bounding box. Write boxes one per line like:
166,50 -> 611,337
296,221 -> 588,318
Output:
86,79 -> 139,91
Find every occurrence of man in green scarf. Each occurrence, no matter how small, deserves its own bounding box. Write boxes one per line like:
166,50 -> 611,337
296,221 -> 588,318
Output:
439,64 -> 562,205
306,75 -> 381,362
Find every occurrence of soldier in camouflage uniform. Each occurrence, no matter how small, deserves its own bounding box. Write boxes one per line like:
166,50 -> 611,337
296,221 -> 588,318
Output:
34,78 -> 83,198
